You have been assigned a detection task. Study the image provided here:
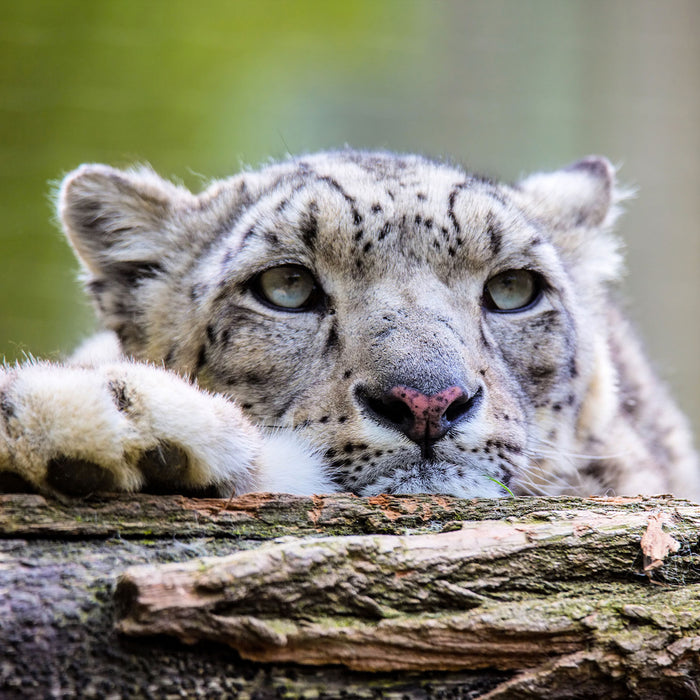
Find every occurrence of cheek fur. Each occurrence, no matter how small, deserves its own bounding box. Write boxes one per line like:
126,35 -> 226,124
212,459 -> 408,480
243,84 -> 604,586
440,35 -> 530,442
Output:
486,309 -> 576,405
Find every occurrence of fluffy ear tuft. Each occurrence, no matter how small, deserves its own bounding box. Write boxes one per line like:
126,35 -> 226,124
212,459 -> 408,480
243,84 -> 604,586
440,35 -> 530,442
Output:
58,164 -> 195,276
517,156 -> 617,229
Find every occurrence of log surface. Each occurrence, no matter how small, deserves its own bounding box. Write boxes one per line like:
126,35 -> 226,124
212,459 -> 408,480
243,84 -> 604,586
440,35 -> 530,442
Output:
2,492 -> 699,698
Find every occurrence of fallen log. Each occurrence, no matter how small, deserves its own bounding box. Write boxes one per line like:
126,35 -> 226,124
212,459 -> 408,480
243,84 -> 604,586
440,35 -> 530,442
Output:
2,492 -> 699,698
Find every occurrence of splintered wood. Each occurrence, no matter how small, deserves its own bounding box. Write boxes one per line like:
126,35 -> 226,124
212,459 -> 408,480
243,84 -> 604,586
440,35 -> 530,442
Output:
116,498 -> 700,679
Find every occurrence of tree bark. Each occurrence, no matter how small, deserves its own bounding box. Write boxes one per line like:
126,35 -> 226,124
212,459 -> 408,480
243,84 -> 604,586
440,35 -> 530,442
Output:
2,492 -> 699,698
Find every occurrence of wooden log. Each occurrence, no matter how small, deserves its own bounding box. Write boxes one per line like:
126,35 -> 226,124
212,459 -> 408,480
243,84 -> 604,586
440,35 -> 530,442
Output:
2,492 -> 699,698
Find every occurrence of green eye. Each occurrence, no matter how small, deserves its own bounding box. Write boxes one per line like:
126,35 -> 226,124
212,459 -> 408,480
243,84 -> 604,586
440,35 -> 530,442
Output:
484,270 -> 541,312
254,265 -> 319,310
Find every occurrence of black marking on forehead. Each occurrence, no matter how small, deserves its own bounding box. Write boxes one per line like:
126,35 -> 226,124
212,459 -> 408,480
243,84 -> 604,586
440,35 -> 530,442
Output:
241,224 -> 257,244
264,231 -> 280,246
448,182 -> 468,233
314,173 -> 364,227
300,209 -> 318,250
316,175 -> 356,204
485,212 -> 504,256
480,186 -> 507,207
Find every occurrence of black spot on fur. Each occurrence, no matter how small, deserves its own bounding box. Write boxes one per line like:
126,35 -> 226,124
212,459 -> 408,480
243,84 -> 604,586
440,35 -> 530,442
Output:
241,402 -> 253,410
189,283 -> 208,301
205,324 -> 216,345
417,192 -> 427,201
47,456 -> 117,496
354,230 -> 364,242
363,241 -> 373,254
107,379 -> 130,412
530,366 -> 556,380
107,261 -> 164,286
195,344 -> 207,372
300,210 -> 318,250
580,459 -> 618,488
0,392 -> 15,422
371,203 -> 382,213
325,322 -> 339,350
343,369 -> 353,379
242,224 -> 257,243
319,415 -> 330,424
87,278 -> 107,297
378,222 -> 391,240
448,183 -> 467,233
353,210 -> 363,226
414,214 -> 422,226
317,175 -> 355,205
485,212 -> 503,255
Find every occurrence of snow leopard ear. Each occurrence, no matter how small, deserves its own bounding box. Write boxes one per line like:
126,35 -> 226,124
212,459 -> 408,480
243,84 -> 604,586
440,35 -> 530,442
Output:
517,156 -> 617,229
58,164 -> 196,279
516,157 -> 630,286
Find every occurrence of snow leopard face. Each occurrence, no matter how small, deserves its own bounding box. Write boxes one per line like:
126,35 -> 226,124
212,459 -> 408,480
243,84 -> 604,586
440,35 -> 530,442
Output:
58,150 -> 693,498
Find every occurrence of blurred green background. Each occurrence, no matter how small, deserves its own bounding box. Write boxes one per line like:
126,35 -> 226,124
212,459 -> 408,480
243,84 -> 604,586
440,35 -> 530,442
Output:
1,0 -> 698,437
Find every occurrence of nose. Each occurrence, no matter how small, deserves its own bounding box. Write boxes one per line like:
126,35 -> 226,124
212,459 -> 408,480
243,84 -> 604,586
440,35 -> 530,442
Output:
358,384 -> 482,444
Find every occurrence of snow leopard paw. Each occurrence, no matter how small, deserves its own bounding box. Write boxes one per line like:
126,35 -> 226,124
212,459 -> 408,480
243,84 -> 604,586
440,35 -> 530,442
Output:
0,361 -> 262,498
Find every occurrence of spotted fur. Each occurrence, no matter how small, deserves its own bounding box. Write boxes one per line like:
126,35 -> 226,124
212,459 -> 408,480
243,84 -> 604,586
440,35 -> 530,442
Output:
0,150 -> 697,500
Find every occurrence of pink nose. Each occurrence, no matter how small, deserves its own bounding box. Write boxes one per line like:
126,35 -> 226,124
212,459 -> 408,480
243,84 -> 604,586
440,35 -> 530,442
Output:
384,385 -> 473,442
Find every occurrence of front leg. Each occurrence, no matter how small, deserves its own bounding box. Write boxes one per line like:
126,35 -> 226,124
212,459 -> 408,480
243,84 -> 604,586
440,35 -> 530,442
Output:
0,361 -> 262,498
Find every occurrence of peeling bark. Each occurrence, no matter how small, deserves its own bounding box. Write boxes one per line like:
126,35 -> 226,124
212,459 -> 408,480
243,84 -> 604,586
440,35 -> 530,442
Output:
3,492 -> 700,698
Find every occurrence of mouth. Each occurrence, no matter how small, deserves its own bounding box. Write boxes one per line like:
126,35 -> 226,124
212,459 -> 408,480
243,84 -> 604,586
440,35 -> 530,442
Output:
341,455 -> 513,498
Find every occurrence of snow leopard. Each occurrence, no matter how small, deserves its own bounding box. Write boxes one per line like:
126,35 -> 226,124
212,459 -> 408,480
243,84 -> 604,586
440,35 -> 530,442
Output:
0,150 -> 697,500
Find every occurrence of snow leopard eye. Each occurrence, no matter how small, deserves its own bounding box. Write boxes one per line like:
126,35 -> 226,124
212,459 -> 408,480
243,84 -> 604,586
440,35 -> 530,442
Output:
253,264 -> 319,310
484,270 -> 541,312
